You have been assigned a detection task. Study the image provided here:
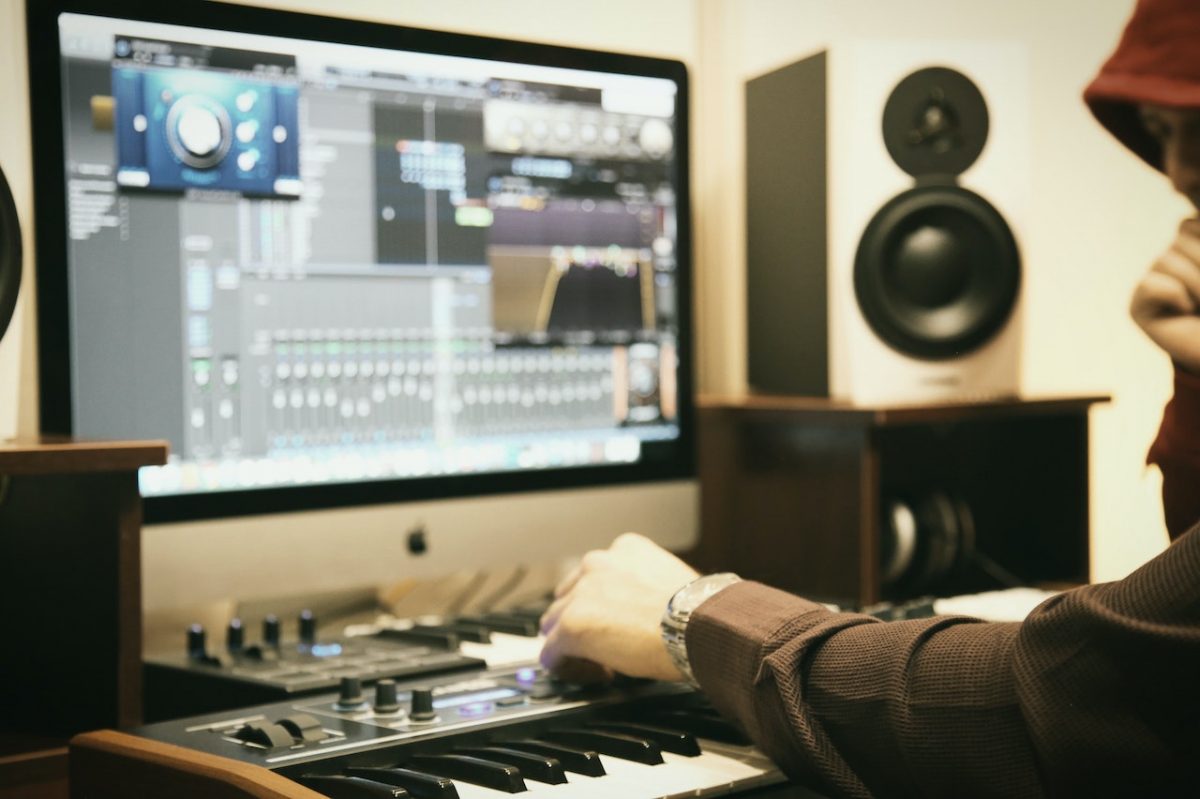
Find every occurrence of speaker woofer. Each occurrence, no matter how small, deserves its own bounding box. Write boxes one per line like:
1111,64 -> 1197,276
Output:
0,166 -> 20,343
854,183 -> 1020,360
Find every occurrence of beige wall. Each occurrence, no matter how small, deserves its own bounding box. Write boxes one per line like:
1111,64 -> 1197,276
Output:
0,0 -> 1180,599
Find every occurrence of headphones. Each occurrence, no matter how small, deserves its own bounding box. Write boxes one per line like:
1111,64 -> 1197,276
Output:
881,490 -> 976,596
0,165 -> 20,343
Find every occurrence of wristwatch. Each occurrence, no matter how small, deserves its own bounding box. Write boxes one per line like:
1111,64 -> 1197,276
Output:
661,572 -> 741,685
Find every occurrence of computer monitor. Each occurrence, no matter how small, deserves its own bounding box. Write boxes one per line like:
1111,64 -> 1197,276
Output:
28,0 -> 697,605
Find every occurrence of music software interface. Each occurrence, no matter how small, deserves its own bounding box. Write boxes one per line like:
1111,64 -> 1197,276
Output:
57,15 -> 682,497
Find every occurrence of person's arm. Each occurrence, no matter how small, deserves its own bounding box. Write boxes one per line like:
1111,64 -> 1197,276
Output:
687,523 -> 1200,799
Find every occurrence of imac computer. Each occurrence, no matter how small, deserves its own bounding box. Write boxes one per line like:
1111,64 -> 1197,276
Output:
28,0 -> 696,607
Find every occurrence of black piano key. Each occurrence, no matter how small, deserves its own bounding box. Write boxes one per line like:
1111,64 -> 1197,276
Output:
437,622 -> 493,643
374,627 -> 460,649
456,614 -> 540,636
458,747 -> 567,784
542,729 -> 664,766
406,754 -> 526,793
645,710 -> 753,746
590,722 -> 701,756
298,774 -> 409,798
344,767 -> 459,799
502,739 -> 606,777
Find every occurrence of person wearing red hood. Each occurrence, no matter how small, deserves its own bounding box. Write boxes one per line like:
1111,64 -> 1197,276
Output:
538,1 -> 1200,797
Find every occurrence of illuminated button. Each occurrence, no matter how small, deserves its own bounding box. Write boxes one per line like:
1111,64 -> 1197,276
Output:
132,114 -> 148,133
276,363 -> 291,380
311,361 -> 326,379
272,390 -> 287,410
272,125 -> 288,144
236,90 -> 257,113
294,362 -> 308,380
219,399 -> 234,419
345,362 -> 359,378
236,120 -> 259,143
361,361 -> 374,378
328,362 -> 343,378
237,150 -> 260,172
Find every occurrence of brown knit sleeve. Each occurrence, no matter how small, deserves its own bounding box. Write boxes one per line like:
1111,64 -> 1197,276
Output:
1147,366 -> 1200,540
686,525 -> 1200,798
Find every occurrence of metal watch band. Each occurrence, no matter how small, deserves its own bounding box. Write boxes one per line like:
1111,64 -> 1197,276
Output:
661,572 -> 741,686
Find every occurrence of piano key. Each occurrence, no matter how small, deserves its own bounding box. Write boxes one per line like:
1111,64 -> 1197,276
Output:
406,754 -> 526,793
375,628 -> 461,649
457,747 -> 566,784
588,722 -> 701,756
456,614 -> 540,636
343,767 -> 460,799
644,711 -> 753,746
458,633 -> 546,669
297,774 -> 409,798
499,740 -> 605,777
541,730 -> 663,766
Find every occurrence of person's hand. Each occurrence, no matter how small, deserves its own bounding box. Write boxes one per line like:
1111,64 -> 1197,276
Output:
539,532 -> 700,682
1130,218 -> 1200,373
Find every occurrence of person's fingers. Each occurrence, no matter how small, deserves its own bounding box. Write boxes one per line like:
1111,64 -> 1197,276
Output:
1158,246 -> 1200,304
553,563 -> 582,599
539,594 -> 569,635
539,624 -> 565,671
1135,270 -> 1195,318
552,656 -> 613,685
1145,317 -> 1200,373
1178,217 -> 1200,239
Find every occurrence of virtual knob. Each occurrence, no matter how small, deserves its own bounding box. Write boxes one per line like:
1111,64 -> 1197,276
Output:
167,96 -> 232,169
410,687 -> 437,723
299,609 -> 317,646
373,679 -> 402,715
334,677 -> 368,712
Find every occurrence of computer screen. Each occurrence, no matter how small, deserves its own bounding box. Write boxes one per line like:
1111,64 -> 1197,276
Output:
32,1 -> 694,531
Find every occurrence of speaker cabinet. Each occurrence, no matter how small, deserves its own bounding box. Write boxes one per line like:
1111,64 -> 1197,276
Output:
746,42 -> 1029,403
0,165 -> 21,343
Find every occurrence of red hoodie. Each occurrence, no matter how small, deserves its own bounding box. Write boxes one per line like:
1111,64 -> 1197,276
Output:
1084,0 -> 1200,541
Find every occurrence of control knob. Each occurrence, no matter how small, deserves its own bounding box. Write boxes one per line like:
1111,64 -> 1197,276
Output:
334,676 -> 367,712
226,618 -> 244,654
299,609 -> 317,646
263,614 -> 281,648
410,687 -> 437,722
373,679 -> 402,715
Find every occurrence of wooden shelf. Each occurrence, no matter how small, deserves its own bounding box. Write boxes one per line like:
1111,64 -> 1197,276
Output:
0,438 -> 167,799
0,437 -> 167,475
698,393 -> 1110,426
691,395 -> 1107,607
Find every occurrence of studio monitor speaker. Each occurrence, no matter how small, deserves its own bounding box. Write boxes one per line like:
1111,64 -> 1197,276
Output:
0,165 -> 19,343
747,41 -> 1028,403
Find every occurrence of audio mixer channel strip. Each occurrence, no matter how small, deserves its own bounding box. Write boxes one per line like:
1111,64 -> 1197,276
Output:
76,665 -> 792,799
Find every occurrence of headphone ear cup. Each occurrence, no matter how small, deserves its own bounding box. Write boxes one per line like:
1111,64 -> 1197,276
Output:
913,491 -> 960,593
